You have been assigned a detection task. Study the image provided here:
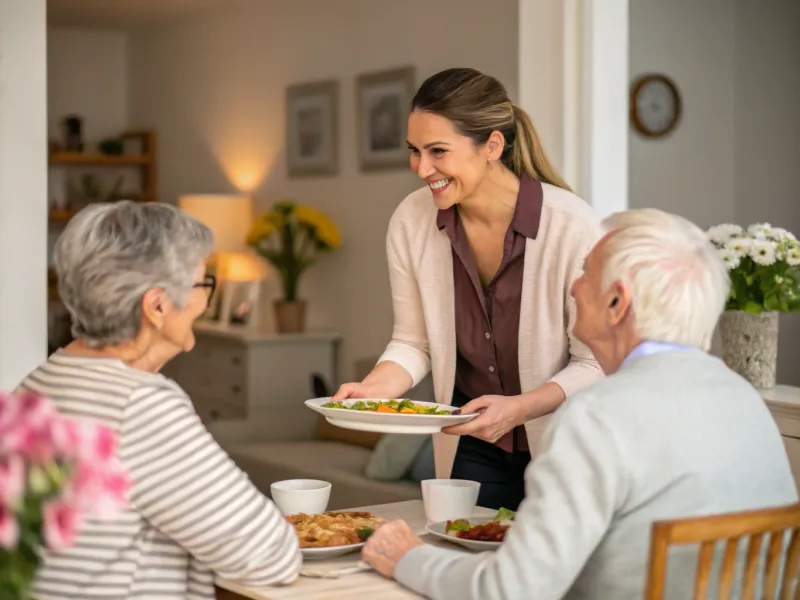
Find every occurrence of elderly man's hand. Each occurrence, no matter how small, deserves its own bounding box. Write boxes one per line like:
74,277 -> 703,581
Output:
361,520 -> 423,578
441,394 -> 526,442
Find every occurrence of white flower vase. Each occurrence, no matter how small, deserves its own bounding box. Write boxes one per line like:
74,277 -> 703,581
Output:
718,310 -> 779,389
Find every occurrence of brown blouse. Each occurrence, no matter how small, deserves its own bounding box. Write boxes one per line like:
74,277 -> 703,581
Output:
436,175 -> 544,452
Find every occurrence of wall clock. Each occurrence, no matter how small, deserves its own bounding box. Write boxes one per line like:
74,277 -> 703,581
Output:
630,74 -> 682,138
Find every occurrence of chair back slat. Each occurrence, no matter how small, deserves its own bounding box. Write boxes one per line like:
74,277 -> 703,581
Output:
741,533 -> 764,600
693,541 -> 716,599
645,503 -> 800,600
765,532 -> 787,599
716,537 -> 740,600
779,530 -> 800,600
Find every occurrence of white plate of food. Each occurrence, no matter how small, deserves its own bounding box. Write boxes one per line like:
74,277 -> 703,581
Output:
286,511 -> 384,560
305,397 -> 478,434
425,508 -> 514,551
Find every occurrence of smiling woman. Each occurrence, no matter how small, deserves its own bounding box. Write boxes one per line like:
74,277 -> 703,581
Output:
332,68 -> 604,511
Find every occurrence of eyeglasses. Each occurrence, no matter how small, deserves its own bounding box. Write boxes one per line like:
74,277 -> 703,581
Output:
193,274 -> 217,302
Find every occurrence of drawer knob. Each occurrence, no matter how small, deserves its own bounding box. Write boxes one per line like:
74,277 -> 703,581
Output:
232,357 -> 242,366
209,410 -> 219,421
231,385 -> 241,394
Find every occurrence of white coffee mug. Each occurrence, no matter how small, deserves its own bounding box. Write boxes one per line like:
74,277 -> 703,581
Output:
421,479 -> 480,523
270,479 -> 331,516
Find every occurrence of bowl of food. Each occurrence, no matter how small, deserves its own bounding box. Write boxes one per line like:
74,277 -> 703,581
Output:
425,507 -> 514,551
305,397 -> 478,434
286,511 -> 385,560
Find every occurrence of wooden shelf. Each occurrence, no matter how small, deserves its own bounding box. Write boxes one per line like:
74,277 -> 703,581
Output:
49,153 -> 151,166
49,209 -> 77,222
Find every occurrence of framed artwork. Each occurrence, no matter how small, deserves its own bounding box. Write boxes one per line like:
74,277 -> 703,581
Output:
286,79 -> 339,177
355,66 -> 416,172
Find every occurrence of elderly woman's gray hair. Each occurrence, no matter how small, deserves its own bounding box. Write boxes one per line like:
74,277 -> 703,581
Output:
54,201 -> 214,348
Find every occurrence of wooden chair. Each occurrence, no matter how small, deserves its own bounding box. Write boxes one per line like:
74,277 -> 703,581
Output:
645,503 -> 800,600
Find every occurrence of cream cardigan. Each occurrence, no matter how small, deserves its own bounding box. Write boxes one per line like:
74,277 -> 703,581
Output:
378,182 -> 605,478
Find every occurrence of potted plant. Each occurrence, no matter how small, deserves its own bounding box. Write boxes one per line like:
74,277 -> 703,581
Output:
0,391 -> 131,599
707,222 -> 800,388
247,200 -> 341,333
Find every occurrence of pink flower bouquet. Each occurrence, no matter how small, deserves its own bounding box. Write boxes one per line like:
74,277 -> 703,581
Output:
0,391 -> 131,599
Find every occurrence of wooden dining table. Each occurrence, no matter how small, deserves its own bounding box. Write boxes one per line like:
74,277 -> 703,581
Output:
215,499 -> 495,600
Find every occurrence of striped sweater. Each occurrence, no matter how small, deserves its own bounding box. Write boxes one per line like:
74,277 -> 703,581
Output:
17,350 -> 301,599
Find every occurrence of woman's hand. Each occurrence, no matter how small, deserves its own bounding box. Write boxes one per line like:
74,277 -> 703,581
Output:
330,361 -> 414,401
441,394 -> 526,443
361,520 -> 423,578
331,382 -> 372,400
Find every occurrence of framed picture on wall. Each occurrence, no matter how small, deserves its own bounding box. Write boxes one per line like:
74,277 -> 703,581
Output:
355,66 -> 416,172
286,79 -> 339,177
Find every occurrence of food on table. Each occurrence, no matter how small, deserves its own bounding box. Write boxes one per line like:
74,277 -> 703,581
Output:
321,398 -> 452,415
445,507 -> 515,542
286,511 -> 384,548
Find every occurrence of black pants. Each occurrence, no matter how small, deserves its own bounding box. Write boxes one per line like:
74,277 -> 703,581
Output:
450,434 -> 531,511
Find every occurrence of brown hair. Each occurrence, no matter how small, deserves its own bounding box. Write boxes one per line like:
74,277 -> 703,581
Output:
411,68 -> 572,192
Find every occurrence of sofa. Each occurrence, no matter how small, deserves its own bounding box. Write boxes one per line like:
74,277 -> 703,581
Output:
208,401 -> 429,510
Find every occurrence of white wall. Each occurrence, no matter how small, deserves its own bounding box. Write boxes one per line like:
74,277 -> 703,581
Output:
47,27 -> 129,144
628,0 -> 736,228
127,0 -> 519,383
0,0 -> 49,390
733,0 -> 800,384
630,0 -> 800,383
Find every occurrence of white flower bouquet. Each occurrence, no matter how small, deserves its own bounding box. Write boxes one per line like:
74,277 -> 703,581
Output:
707,222 -> 800,314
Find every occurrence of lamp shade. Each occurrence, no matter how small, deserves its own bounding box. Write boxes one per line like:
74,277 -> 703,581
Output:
178,194 -> 253,253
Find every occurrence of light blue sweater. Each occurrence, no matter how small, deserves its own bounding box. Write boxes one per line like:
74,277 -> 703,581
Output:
396,350 -> 798,599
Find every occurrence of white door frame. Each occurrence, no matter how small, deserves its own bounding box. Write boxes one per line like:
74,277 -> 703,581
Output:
518,0 -> 629,219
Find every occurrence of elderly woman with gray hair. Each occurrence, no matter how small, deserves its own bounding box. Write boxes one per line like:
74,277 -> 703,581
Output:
17,201 -> 301,600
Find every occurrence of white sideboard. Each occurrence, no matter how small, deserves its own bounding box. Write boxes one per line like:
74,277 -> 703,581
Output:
160,322 -> 341,425
762,385 -> 800,492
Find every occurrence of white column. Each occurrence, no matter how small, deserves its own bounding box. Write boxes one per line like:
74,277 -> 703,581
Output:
0,0 -> 49,390
518,0 -> 629,218
578,0 -> 629,219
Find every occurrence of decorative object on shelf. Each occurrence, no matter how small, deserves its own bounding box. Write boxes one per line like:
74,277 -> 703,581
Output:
98,138 -> 124,156
216,253 -> 269,328
61,115 -> 84,152
247,200 -> 341,333
0,391 -> 131,600
707,222 -> 800,388
630,73 -> 682,139
286,79 -> 339,177
356,65 -> 416,171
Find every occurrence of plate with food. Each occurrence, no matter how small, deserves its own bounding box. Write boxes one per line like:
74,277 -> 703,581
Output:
426,508 -> 514,551
286,511 -> 384,560
305,397 -> 478,434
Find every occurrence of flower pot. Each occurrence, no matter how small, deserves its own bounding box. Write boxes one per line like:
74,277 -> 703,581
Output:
718,310 -> 778,389
274,299 -> 306,333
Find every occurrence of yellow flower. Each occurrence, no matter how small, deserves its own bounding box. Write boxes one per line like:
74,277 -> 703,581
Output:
293,204 -> 341,249
246,211 -> 283,245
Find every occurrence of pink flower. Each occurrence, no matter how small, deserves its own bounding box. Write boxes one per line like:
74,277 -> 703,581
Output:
64,458 -> 130,519
0,505 -> 19,549
50,418 -> 80,457
0,456 -> 25,507
43,499 -> 81,551
17,391 -> 56,429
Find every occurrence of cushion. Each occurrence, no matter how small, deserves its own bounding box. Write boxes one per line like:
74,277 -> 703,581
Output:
364,434 -> 429,481
315,415 -> 383,449
407,436 -> 435,482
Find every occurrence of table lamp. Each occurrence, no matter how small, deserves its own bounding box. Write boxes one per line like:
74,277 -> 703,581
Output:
178,194 -> 268,328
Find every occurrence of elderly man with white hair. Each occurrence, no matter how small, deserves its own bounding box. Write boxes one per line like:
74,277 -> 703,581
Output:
361,208 -> 798,599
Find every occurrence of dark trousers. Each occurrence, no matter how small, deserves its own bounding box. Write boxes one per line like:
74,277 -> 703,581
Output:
449,434 -> 531,511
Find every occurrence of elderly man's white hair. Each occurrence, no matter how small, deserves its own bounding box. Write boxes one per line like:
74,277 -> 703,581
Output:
600,208 -> 730,351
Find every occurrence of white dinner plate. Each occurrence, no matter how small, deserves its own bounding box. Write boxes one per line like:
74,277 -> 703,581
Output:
426,519 -> 505,551
304,397 -> 478,434
301,542 -> 365,560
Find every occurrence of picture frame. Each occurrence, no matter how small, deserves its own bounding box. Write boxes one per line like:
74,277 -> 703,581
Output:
286,79 -> 339,177
219,280 -> 261,329
355,66 -> 416,172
